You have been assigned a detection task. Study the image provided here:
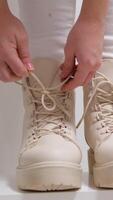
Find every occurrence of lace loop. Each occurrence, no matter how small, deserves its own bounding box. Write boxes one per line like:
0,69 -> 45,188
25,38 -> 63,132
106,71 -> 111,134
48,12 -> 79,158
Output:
15,70 -> 79,149
15,71 -> 73,112
41,93 -> 56,111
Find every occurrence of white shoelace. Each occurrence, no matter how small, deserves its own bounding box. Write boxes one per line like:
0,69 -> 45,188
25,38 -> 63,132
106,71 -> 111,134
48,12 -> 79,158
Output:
15,69 -> 113,134
15,71 -> 80,148
76,72 -> 113,138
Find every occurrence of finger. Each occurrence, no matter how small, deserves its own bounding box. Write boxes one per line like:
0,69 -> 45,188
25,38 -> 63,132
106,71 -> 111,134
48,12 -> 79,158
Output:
17,33 -> 34,71
60,45 -> 75,79
83,71 -> 95,85
61,66 -> 89,91
61,64 -> 78,82
5,47 -> 29,77
0,62 -> 23,82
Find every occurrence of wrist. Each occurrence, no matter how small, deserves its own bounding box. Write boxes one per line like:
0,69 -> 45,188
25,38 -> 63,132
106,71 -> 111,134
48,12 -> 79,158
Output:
78,0 -> 109,26
77,15 -> 106,27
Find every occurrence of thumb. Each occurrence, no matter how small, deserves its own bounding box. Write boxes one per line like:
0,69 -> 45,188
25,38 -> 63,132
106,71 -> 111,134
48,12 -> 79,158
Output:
17,34 -> 34,71
60,48 -> 75,80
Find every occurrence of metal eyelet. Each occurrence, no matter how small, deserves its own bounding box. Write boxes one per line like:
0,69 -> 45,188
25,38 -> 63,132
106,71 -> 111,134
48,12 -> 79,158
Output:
59,125 -> 62,129
101,122 -> 105,128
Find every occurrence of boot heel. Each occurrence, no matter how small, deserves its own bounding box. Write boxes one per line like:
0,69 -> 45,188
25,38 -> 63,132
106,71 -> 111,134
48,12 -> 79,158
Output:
88,149 -> 94,175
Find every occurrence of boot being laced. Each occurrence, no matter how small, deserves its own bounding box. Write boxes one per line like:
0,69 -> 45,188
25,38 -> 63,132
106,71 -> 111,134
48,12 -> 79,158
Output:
16,58 -> 82,191
15,71 -> 79,152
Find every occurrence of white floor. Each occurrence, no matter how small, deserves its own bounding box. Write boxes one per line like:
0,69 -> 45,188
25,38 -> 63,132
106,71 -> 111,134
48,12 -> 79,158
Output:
1,173 -> 113,200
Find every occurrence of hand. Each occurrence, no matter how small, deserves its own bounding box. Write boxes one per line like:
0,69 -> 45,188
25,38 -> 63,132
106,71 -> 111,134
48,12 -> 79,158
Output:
60,18 -> 104,91
0,7 -> 34,82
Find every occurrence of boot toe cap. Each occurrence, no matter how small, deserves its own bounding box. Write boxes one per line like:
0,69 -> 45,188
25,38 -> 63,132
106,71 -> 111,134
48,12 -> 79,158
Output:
18,135 -> 82,167
95,135 -> 113,164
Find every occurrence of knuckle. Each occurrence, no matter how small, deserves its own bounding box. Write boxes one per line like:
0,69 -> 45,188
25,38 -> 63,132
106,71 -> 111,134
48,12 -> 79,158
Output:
83,57 -> 101,69
85,58 -> 95,66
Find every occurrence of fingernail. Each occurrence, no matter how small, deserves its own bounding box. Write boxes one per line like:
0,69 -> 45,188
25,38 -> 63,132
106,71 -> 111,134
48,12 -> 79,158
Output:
25,63 -> 34,71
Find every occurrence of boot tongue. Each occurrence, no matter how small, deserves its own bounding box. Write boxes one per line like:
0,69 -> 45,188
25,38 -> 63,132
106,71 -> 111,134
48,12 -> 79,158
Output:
29,58 -> 61,89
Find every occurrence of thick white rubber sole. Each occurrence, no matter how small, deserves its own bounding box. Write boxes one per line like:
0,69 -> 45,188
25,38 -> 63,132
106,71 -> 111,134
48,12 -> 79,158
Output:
16,161 -> 82,191
88,149 -> 113,188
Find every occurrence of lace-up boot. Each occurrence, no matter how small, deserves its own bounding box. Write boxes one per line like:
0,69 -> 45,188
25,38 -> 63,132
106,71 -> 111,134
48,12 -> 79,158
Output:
16,57 -> 82,191
83,59 -> 113,188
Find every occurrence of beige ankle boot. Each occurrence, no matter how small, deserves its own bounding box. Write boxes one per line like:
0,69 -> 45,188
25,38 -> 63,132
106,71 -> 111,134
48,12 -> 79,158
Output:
81,59 -> 113,188
16,58 -> 82,191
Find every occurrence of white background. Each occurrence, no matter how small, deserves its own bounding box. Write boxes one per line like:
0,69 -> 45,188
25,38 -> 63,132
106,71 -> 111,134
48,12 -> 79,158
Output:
1,1 -> 113,199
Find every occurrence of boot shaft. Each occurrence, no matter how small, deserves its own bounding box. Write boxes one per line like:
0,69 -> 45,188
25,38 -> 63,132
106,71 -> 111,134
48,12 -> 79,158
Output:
20,58 -> 76,151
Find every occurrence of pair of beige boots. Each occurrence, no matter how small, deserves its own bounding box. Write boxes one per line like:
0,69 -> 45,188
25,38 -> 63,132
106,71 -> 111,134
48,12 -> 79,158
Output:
16,57 -> 113,191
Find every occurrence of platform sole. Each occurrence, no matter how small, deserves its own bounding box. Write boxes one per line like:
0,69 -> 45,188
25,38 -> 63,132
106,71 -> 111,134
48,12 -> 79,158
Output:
16,162 -> 82,191
88,149 -> 113,188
